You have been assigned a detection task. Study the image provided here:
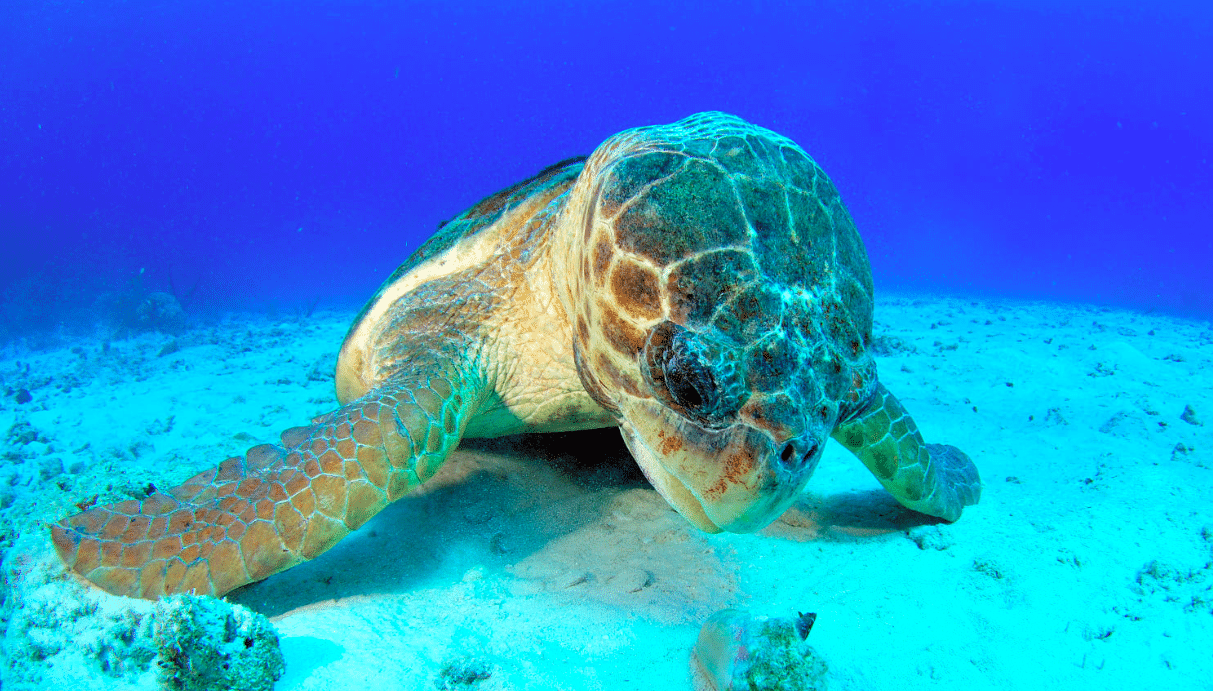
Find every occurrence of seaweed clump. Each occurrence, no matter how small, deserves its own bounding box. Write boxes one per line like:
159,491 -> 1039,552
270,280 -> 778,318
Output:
435,656 -> 493,689
154,594 -> 285,691
744,614 -> 828,691
691,609 -> 829,691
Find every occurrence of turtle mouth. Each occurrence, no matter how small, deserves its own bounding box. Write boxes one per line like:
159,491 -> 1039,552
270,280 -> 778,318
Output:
619,423 -> 723,533
618,400 -> 813,533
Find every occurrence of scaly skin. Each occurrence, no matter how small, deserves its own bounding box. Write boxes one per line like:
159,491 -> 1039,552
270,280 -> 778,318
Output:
52,112 -> 981,599
832,383 -> 980,522
52,370 -> 479,599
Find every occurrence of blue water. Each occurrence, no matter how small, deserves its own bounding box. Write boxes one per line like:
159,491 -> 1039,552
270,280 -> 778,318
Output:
1,0 -> 1210,338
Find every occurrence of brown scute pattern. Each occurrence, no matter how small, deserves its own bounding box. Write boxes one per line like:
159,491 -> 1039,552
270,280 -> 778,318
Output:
596,351 -> 644,398
738,392 -> 801,440
600,306 -> 648,357
576,316 -> 590,345
576,116 -> 875,439
667,250 -> 758,327
711,282 -> 784,343
573,342 -> 620,415
613,159 -> 747,267
592,236 -> 614,283
599,151 -> 685,218
610,260 -> 663,320
51,373 -> 472,599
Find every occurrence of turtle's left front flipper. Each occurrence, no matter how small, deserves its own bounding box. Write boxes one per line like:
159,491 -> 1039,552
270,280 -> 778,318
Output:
51,372 -> 478,599
832,382 -> 980,522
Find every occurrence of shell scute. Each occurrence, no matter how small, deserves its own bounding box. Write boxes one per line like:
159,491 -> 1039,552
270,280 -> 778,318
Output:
599,151 -> 685,218
614,159 -> 747,267
667,250 -> 758,327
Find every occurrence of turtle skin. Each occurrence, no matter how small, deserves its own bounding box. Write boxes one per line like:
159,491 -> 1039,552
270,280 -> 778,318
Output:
52,113 -> 980,599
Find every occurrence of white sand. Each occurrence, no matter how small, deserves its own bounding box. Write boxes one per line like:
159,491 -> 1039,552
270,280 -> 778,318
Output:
1,295 -> 1210,690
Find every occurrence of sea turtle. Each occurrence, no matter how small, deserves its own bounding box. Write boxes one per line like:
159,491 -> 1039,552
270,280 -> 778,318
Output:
52,112 -> 981,599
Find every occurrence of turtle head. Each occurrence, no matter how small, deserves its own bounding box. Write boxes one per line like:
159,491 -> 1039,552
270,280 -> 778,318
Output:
565,112 -> 878,533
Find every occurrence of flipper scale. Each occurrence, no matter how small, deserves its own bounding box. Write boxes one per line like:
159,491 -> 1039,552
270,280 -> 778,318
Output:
52,374 -> 474,599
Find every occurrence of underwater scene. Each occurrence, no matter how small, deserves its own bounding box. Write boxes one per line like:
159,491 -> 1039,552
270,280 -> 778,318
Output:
1,1 -> 1210,689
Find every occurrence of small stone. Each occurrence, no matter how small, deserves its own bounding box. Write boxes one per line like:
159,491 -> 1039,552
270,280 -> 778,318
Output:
14,388 -> 32,404
1180,405 -> 1203,426
1044,408 -> 1068,426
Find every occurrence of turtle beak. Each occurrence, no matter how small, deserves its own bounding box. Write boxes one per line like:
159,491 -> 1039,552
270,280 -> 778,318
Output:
618,399 -> 817,533
619,422 -> 722,533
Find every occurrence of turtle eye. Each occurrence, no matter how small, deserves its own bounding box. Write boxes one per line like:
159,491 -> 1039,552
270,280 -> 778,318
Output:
643,321 -> 721,419
663,342 -> 717,411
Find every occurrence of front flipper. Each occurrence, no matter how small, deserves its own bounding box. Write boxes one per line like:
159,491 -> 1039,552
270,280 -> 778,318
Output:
51,372 -> 477,599
832,382 -> 980,522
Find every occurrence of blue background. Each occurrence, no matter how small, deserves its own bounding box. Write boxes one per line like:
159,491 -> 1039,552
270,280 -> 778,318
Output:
2,0 -> 1210,336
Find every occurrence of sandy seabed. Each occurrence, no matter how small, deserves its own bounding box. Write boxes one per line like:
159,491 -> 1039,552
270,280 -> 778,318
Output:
0,294 -> 1210,690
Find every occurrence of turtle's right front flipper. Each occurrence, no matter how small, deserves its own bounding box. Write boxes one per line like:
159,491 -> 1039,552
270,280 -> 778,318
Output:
51,372 -> 478,599
832,382 -> 980,522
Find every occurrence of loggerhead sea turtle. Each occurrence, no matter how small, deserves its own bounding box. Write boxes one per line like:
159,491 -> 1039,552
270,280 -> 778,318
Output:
52,112 -> 981,599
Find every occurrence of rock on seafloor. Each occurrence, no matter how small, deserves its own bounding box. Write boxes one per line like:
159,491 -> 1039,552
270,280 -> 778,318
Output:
0,536 -> 283,691
690,609 -> 828,691
155,593 -> 285,691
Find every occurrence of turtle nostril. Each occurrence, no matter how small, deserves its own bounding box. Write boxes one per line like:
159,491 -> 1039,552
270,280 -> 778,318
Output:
804,442 -> 819,461
777,441 -> 818,470
779,443 -> 796,466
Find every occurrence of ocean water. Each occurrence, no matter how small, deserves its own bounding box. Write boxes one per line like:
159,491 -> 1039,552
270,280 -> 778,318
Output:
2,0 -> 1210,331
1,1 -> 1212,690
